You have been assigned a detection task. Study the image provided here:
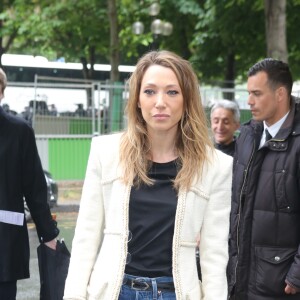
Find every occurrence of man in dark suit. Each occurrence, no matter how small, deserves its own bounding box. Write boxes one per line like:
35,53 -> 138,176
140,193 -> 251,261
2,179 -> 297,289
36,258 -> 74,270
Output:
0,68 -> 59,299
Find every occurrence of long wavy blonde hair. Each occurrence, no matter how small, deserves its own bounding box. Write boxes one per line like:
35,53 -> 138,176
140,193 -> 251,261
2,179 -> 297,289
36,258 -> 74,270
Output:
119,50 -> 213,191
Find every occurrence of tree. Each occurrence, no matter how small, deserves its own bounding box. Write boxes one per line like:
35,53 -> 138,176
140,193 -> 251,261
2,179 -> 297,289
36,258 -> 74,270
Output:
3,0 -> 300,89
11,1 -> 110,80
11,0 -> 112,107
107,0 -> 120,82
0,1 -> 41,67
286,0 -> 300,77
190,0 -> 265,98
264,0 -> 288,62
118,0 -> 196,62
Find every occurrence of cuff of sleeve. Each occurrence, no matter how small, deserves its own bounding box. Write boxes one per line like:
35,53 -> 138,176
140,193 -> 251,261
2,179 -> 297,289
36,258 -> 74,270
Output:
32,210 -> 60,242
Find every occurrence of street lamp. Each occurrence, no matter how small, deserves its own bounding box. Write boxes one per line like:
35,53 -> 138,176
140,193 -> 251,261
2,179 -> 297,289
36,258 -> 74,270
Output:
149,2 -> 160,16
132,21 -> 144,35
132,2 -> 173,49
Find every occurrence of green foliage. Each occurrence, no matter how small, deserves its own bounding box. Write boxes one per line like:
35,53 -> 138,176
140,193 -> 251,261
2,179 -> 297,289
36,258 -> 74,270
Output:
286,0 -> 300,77
171,0 -> 203,15
118,0 -> 153,61
190,0 -> 265,83
1,0 -> 300,84
4,0 -> 110,66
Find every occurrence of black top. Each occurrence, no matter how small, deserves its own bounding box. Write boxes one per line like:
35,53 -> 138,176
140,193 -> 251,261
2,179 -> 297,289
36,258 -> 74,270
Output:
125,160 -> 178,277
214,139 -> 236,157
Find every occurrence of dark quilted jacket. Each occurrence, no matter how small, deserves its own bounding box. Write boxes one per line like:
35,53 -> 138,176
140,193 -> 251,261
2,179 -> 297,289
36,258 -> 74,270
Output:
228,98 -> 300,300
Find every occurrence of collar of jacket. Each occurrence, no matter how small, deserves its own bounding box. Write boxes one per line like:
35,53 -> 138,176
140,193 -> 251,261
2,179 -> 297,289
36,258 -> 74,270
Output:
243,97 -> 300,152
267,96 -> 300,151
275,96 -> 300,139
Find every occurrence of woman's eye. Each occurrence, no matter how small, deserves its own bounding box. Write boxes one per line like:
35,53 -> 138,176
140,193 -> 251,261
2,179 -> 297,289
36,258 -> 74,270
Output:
144,89 -> 155,95
167,90 -> 179,96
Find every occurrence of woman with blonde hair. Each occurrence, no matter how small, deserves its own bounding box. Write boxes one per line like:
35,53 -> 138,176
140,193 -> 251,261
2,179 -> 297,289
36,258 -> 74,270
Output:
64,50 -> 232,300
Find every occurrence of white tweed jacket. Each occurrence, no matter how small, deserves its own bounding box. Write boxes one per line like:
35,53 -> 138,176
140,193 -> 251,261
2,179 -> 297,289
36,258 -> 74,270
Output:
64,133 -> 232,300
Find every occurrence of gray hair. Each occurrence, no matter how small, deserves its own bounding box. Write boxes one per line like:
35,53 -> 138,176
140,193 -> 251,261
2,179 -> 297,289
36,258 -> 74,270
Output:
210,99 -> 240,123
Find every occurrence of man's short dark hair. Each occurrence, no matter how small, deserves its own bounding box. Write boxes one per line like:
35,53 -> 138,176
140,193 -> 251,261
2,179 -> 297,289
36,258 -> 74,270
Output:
247,58 -> 293,95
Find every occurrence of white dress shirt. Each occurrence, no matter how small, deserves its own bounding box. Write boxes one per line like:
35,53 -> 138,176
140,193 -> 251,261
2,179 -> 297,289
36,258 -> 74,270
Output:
259,111 -> 290,149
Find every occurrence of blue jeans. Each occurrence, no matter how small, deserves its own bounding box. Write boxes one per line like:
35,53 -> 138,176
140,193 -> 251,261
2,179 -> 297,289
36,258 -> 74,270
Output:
118,273 -> 176,300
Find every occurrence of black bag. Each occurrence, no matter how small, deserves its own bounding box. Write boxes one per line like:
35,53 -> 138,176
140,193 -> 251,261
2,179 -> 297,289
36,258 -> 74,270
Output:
37,240 -> 70,300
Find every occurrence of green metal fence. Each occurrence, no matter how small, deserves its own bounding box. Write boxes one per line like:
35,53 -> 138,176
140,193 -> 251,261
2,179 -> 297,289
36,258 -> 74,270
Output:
31,82 -> 254,181
48,137 -> 91,180
36,136 -> 91,180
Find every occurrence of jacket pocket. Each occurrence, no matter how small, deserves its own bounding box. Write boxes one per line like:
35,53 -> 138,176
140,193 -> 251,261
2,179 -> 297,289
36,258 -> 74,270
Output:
255,246 -> 297,295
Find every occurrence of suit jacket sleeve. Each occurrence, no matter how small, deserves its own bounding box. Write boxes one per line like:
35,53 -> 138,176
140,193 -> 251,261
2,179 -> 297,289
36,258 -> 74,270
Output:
22,123 -> 59,242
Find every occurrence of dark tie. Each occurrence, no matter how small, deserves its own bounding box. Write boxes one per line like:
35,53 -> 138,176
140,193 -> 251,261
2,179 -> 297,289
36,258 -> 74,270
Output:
265,129 -> 272,141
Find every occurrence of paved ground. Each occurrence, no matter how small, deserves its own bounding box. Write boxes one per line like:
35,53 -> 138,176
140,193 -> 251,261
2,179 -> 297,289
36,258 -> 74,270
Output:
17,182 -> 82,300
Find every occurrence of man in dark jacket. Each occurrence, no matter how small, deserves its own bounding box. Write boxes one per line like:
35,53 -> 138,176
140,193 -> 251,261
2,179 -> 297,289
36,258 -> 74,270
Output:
0,68 -> 59,299
227,58 -> 300,299
210,99 -> 240,157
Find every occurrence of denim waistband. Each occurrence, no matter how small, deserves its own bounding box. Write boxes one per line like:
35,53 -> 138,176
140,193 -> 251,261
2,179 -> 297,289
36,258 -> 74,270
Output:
123,273 -> 174,291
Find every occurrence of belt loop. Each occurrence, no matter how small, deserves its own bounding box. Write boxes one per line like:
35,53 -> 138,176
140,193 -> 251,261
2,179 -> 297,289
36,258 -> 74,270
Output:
152,278 -> 158,300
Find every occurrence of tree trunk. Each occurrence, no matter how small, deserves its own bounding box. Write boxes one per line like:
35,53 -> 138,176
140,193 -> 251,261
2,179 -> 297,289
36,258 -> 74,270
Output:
264,0 -> 288,62
107,0 -> 120,82
223,52 -> 235,101
80,56 -> 93,108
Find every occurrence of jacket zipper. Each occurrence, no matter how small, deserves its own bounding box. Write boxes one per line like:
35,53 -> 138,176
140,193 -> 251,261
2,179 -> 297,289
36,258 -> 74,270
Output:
232,139 -> 256,290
